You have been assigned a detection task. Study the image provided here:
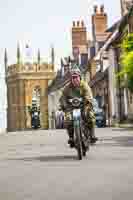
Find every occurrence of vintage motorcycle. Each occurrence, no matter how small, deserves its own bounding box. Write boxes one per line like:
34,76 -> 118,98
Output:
31,111 -> 41,129
68,97 -> 90,160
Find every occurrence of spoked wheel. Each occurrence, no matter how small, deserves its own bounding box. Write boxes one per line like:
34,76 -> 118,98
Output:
74,126 -> 82,160
82,126 -> 90,156
82,137 -> 90,156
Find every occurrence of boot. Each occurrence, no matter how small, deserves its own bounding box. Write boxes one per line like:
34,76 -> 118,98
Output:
89,127 -> 98,144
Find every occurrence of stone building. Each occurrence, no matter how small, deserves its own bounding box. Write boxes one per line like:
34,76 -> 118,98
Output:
5,45 -> 55,132
120,0 -> 133,16
0,51 -> 7,133
90,5 -> 133,125
48,8 -> 112,126
88,5 -> 122,125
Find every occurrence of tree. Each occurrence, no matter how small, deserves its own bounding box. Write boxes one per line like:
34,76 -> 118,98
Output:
118,33 -> 133,92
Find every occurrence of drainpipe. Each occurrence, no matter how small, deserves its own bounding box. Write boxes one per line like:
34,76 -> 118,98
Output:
107,69 -> 111,127
99,54 -> 111,126
115,47 -> 122,122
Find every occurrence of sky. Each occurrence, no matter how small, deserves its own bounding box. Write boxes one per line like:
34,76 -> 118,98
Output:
0,0 -> 121,71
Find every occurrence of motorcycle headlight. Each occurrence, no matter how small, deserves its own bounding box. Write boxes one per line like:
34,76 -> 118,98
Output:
72,98 -> 81,107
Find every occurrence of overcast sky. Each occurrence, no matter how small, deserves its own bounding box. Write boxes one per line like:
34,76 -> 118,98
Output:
0,0 -> 121,70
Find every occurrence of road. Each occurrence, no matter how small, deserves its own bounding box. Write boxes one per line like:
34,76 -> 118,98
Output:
0,127 -> 133,200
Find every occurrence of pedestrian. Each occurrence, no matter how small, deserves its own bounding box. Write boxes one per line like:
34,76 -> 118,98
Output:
55,106 -> 64,129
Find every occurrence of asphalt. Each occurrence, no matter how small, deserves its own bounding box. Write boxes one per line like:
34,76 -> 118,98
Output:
0,128 -> 133,200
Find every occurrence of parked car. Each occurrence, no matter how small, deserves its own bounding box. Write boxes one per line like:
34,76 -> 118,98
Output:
95,110 -> 106,128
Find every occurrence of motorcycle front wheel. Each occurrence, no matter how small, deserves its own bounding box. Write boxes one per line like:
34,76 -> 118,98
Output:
74,125 -> 82,160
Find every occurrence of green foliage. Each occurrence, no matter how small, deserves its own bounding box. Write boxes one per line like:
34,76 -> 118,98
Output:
118,33 -> 133,91
121,33 -> 133,53
127,78 -> 133,92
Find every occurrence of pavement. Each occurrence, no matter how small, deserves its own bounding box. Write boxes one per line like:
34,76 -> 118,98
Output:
118,124 -> 133,128
0,128 -> 133,200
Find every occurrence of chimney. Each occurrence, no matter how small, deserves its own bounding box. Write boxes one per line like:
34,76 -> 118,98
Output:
92,4 -> 108,38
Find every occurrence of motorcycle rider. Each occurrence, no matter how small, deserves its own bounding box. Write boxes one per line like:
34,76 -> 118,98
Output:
31,106 -> 40,128
59,63 -> 98,147
55,106 -> 64,129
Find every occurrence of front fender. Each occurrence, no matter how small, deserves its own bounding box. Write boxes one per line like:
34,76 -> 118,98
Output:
73,109 -> 81,127
73,109 -> 81,120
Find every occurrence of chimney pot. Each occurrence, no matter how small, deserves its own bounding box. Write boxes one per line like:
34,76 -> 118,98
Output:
81,20 -> 84,27
94,5 -> 98,13
77,21 -> 80,26
100,5 -> 104,13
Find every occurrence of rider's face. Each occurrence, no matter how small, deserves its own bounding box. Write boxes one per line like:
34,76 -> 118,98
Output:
71,75 -> 81,87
